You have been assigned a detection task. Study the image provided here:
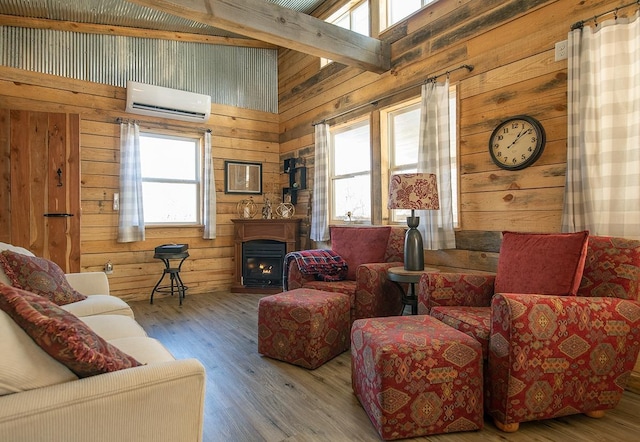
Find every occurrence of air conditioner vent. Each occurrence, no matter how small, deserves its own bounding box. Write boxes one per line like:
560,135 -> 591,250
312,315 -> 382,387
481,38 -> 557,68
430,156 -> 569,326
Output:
126,81 -> 211,122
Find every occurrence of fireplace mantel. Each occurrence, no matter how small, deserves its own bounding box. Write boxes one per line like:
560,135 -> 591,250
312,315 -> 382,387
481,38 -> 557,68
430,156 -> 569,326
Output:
232,218 -> 301,293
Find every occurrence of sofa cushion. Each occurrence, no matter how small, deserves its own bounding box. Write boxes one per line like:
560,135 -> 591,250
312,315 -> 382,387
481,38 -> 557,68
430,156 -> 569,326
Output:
0,284 -> 142,378
107,337 -> 176,364
0,309 -> 77,395
0,250 -> 87,306
79,314 -> 148,341
61,294 -> 134,318
494,231 -> 589,296
330,226 -> 391,280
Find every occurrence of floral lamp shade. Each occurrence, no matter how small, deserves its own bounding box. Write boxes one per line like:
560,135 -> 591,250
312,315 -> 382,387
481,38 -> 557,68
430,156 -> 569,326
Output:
388,173 -> 440,271
388,173 -> 440,210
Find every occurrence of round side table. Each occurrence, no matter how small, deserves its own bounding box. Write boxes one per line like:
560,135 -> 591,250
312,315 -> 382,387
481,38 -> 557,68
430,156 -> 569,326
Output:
387,266 -> 437,315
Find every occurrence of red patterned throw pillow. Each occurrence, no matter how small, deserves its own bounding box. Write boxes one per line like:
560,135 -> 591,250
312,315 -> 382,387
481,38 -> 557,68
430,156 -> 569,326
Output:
0,250 -> 87,306
0,284 -> 141,378
494,231 -> 589,296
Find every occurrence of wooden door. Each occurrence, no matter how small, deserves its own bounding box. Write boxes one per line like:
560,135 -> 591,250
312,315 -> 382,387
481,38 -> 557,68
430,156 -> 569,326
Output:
0,109 -> 80,272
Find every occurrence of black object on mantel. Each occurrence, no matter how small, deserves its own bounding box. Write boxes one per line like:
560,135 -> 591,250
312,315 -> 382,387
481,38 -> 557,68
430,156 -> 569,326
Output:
155,244 -> 188,254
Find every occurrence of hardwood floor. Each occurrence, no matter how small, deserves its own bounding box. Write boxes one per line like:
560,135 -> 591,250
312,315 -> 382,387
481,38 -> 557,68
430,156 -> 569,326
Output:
129,292 -> 640,442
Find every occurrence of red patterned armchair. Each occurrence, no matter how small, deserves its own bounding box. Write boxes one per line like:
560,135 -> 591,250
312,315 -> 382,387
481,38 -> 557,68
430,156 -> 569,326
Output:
286,225 -> 405,322
417,233 -> 640,432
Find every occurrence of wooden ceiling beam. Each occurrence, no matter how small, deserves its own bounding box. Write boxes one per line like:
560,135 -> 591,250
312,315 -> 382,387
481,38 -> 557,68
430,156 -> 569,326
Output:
127,0 -> 390,74
0,14 -> 277,49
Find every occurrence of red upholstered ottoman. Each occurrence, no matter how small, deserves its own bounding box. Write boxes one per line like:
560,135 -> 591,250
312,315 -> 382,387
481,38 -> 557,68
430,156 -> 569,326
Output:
351,315 -> 483,440
258,288 -> 350,369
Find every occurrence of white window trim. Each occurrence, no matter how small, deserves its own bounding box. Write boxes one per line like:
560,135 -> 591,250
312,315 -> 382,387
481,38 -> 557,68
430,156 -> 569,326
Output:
140,131 -> 204,227
381,84 -> 459,228
321,0 -> 370,68
329,117 -> 372,224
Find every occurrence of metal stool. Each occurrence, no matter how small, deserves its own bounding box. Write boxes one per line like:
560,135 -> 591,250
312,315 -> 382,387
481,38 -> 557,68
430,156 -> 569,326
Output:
150,251 -> 188,305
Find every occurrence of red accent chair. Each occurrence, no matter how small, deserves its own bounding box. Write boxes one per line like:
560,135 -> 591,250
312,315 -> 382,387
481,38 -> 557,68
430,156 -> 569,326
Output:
286,226 -> 406,322
417,234 -> 640,432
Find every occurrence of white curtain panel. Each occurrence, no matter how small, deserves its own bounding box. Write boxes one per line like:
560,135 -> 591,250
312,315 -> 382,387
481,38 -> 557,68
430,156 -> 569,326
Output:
562,13 -> 640,239
417,80 -> 456,250
310,123 -> 330,242
202,130 -> 217,239
117,122 -> 145,243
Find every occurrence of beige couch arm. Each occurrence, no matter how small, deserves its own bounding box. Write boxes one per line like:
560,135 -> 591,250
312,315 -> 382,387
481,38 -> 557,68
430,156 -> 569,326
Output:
0,359 -> 206,442
65,271 -> 110,296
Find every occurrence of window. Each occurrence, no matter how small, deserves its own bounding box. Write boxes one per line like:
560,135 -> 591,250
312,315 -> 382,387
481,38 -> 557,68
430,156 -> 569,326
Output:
330,118 -> 371,222
381,0 -> 438,31
139,133 -> 202,225
383,85 -> 459,227
322,1 -> 370,67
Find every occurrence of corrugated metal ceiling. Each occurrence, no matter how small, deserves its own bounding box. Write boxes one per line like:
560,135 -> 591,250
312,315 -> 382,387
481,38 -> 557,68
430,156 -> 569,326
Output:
0,0 -> 326,39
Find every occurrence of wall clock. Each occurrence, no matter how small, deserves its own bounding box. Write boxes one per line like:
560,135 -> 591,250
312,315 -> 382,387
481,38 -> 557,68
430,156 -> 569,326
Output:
489,115 -> 546,170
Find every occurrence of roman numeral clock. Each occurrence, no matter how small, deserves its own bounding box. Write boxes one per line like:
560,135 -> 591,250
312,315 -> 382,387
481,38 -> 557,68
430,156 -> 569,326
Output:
489,115 -> 546,170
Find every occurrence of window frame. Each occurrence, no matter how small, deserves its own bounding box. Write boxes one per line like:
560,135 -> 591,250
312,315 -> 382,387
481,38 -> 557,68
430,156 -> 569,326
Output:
321,0 -> 370,68
139,130 -> 204,227
380,84 -> 459,228
328,116 -> 372,224
380,0 -> 438,33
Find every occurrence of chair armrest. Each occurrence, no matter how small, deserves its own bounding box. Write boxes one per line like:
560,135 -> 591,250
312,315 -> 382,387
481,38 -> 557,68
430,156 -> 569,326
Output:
417,272 -> 495,314
488,293 -> 640,426
285,260 -> 316,290
354,261 -> 404,320
65,271 -> 110,296
0,359 -> 206,442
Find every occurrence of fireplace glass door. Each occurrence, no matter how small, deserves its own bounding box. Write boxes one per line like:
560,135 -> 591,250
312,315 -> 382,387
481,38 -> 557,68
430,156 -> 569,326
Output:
242,240 -> 286,288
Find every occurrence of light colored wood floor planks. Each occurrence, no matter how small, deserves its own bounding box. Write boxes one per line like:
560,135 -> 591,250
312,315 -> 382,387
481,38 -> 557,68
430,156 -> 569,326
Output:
129,292 -> 640,442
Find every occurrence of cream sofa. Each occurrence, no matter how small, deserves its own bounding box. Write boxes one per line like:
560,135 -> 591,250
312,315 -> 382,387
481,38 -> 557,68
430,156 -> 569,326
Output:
0,243 -> 206,442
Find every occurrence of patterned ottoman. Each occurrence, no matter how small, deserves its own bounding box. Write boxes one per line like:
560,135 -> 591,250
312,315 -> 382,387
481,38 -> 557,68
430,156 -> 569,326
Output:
351,315 -> 483,440
258,288 -> 350,369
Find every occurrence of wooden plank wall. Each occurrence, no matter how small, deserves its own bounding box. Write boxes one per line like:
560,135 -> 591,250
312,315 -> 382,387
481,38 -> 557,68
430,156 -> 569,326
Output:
279,0 -> 625,272
0,66 -> 279,301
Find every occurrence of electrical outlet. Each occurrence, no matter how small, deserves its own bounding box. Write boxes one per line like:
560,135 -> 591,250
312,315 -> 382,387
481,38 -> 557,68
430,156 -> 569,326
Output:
555,40 -> 568,61
113,192 -> 119,211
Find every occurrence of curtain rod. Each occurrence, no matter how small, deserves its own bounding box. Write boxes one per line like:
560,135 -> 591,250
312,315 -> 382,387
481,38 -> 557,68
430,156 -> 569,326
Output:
312,64 -> 473,126
115,117 -> 211,133
571,0 -> 639,30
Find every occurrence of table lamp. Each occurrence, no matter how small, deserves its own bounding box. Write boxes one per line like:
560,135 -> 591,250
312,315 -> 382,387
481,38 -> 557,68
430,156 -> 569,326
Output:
388,173 -> 440,271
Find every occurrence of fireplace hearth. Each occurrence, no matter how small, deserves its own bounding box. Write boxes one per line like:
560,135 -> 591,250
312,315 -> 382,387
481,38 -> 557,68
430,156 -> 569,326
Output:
242,240 -> 286,288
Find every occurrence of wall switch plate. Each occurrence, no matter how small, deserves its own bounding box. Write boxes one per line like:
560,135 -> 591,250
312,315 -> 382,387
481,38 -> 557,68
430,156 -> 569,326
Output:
113,192 -> 119,211
555,40 -> 568,61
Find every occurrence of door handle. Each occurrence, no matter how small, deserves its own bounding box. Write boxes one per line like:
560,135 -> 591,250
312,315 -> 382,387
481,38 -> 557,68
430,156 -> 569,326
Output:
43,213 -> 74,217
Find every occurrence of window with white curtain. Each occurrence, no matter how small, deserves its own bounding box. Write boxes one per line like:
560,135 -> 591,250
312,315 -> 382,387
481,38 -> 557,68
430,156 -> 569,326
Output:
139,132 -> 202,225
383,85 -> 459,226
329,118 -> 371,223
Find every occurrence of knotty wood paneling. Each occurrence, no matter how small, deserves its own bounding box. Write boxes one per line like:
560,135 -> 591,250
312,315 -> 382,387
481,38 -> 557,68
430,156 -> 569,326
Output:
0,65 -> 279,301
0,109 -> 9,244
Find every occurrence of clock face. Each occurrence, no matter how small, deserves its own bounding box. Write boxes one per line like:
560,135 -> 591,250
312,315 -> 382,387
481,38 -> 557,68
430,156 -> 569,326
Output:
489,116 -> 545,170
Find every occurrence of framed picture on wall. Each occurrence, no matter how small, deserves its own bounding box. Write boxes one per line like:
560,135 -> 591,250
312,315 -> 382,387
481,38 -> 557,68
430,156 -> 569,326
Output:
224,161 -> 262,194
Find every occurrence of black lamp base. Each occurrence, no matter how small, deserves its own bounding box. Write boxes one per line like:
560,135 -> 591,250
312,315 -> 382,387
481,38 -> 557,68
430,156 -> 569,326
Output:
404,215 -> 424,271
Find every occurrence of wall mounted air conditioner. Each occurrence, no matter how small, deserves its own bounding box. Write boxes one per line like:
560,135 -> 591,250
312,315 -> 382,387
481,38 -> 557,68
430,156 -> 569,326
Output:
125,81 -> 211,122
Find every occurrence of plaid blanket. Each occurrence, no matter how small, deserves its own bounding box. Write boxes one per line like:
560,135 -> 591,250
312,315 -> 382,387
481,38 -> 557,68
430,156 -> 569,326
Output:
283,249 -> 348,290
